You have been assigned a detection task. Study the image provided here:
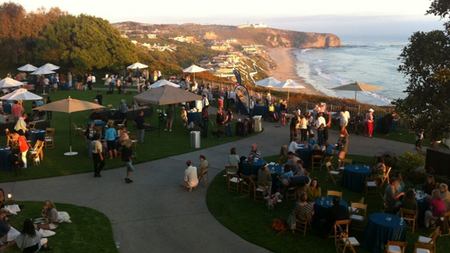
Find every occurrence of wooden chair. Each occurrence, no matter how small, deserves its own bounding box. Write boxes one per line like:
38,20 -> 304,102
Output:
28,121 -> 36,131
439,211 -> 450,236
327,190 -> 343,199
380,166 -> 392,188
413,242 -> 435,253
6,133 -> 17,148
253,181 -> 268,202
239,174 -> 252,197
29,140 -> 44,162
72,122 -> 85,138
226,167 -> 241,193
341,158 -> 353,166
325,161 -> 341,185
417,226 -> 440,252
400,208 -> 418,234
225,166 -> 238,177
329,219 -> 351,245
349,202 -> 367,231
311,154 -> 323,171
285,187 -> 297,201
198,165 -> 210,186
292,209 -> 312,236
365,177 -> 378,195
44,127 -> 55,149
129,135 -> 139,149
336,230 -> 359,253
386,241 -> 407,253
381,192 -> 394,214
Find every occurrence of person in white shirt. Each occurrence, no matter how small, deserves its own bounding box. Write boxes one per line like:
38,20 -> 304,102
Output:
288,137 -> 300,153
181,160 -> 198,191
14,113 -> 28,134
315,112 -> 326,146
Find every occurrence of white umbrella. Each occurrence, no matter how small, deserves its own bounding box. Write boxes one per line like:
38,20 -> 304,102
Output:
182,64 -> 206,82
127,62 -> 148,70
17,64 -> 38,72
0,88 -> 42,101
40,63 -> 60,70
148,79 -> 179,89
254,77 -> 280,88
331,81 -> 382,100
30,68 -> 55,75
0,78 -> 25,88
275,79 -> 305,104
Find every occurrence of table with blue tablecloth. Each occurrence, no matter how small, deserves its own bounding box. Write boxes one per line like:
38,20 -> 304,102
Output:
341,164 -> 372,192
313,196 -> 349,223
252,105 -> 279,117
29,129 -> 45,146
268,164 -> 283,194
297,147 -> 312,168
0,147 -> 12,171
187,112 -> 201,123
241,159 -> 265,176
362,213 -> 407,253
416,193 -> 430,227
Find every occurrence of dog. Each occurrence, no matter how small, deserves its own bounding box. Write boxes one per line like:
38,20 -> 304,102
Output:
270,218 -> 289,235
33,155 -> 40,166
265,194 -> 278,211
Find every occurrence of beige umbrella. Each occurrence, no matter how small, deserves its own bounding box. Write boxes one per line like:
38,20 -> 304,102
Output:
134,85 -> 201,105
0,88 -> 42,101
182,64 -> 206,82
17,64 -> 38,72
148,79 -> 180,89
331,81 -> 382,100
33,96 -> 104,156
0,78 -> 24,88
254,77 -> 280,88
275,79 -> 305,104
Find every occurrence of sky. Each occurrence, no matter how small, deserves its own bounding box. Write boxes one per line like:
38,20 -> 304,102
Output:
12,0 -> 445,38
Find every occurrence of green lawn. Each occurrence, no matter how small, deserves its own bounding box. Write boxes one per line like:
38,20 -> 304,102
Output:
4,201 -> 118,253
0,89 -> 255,183
206,155 -> 449,253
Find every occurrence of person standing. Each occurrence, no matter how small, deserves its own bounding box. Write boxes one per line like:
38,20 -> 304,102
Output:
122,140 -> 135,183
91,134 -> 105,177
67,72 -> 72,89
14,113 -> 28,136
16,131 -> 29,169
104,122 -> 117,159
134,111 -> 149,143
87,73 -> 93,90
119,99 -> 128,126
340,106 -> 350,136
415,129 -> 424,151
165,105 -> 174,132
222,108 -> 233,137
315,112 -> 326,146
324,109 -> 331,142
45,97 -> 52,120
11,101 -> 24,122
201,107 -> 209,138
84,123 -> 96,158
117,77 -> 122,94
364,108 -> 375,137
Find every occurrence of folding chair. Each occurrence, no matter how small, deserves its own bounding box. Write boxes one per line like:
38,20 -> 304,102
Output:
44,128 -> 55,149
311,155 -> 323,171
198,165 -> 210,186
365,177 -> 378,196
336,230 -> 359,253
292,209 -> 312,236
417,226 -> 440,252
386,241 -> 407,253
325,161 -> 341,185
240,174 -> 253,197
253,181 -> 268,202
400,208 -> 418,234
327,190 -> 343,199
380,166 -> 392,188
349,202 -> 367,231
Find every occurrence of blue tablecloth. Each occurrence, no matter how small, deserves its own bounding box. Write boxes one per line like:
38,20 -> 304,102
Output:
341,164 -> 372,192
187,112 -> 201,123
297,147 -> 312,168
416,196 -> 430,227
268,164 -> 283,194
0,147 -> 12,171
29,130 -> 45,146
313,197 -> 349,223
241,159 -> 265,176
362,213 -> 407,253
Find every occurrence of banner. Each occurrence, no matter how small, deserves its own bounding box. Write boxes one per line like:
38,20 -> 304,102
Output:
234,84 -> 250,115
233,68 -> 242,85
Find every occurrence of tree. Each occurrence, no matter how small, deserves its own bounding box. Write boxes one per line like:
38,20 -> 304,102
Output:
395,1 -> 450,143
0,2 -> 26,65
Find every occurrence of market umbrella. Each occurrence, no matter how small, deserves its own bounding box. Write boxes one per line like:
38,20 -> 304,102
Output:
182,64 -> 206,82
33,96 -> 104,156
275,79 -> 305,104
39,63 -> 60,70
0,78 -> 24,88
331,81 -> 382,100
254,77 -> 280,88
127,62 -> 148,70
0,88 -> 42,101
30,68 -> 55,75
148,79 -> 180,89
17,64 -> 38,72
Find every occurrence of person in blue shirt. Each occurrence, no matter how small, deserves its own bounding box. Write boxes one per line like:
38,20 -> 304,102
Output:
322,140 -> 336,158
104,123 -> 117,159
308,134 -> 317,148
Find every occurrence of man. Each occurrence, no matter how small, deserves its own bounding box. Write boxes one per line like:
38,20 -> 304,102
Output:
165,105 -> 174,132
14,113 -> 29,137
91,134 -> 105,177
324,109 -> 331,142
315,112 -> 326,146
281,175 -> 311,196
94,91 -> 103,105
288,137 -> 300,153
249,143 -> 262,161
11,101 -> 24,122
384,177 -> 404,211
84,123 -> 96,158
134,111 -> 149,143
285,151 -> 300,172
180,160 -> 198,191
440,183 -> 450,211
202,94 -> 209,109
322,140 -> 336,158
294,160 -> 305,175
119,99 -> 128,126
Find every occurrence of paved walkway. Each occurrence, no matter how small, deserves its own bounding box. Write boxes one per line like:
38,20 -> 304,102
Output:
0,109 -> 415,253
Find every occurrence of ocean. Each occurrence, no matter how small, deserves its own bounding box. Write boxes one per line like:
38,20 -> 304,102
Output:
292,34 -> 410,106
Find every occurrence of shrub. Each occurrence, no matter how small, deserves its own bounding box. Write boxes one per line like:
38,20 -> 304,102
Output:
398,151 -> 425,174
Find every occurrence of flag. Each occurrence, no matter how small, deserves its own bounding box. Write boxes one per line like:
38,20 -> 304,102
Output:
234,84 -> 250,115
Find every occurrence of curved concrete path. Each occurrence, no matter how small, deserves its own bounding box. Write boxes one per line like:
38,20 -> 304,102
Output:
0,111 -> 415,253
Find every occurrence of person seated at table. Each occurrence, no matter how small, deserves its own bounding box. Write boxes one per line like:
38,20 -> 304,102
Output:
281,175 -> 311,197
400,189 -> 418,215
280,164 -> 293,180
321,140 -> 336,158
38,200 -> 59,230
294,192 -> 314,222
425,189 -> 446,228
248,143 -> 262,162
440,183 -> 450,211
306,178 -> 321,202
395,172 -> 405,194
180,160 -> 198,192
310,144 -> 323,156
104,122 -> 117,159
371,156 -> 386,179
258,163 -> 272,194
319,196 -> 349,238
285,152 -> 300,172
423,175 -> 436,196
268,103 -> 278,121
0,218 -> 53,252
288,137 -> 300,153
228,147 -> 240,168
294,160 -> 306,176
307,134 -> 317,148
385,177 -> 404,212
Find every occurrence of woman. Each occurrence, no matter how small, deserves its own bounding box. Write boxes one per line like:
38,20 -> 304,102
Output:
340,106 -> 350,135
371,156 -> 386,179
294,192 -> 314,222
364,108 -> 375,137
104,123 -> 117,159
222,108 -> 233,137
0,189 -> 10,209
268,103 -> 278,121
39,200 -> 58,230
0,218 -> 52,252
395,173 -> 405,193
117,127 -> 129,153
258,163 -> 272,193
306,178 -> 321,202
337,131 -> 349,167
425,189 -> 446,228
181,107 -> 188,127
216,107 -> 225,133
16,131 -> 29,169
279,100 -> 287,125
401,189 -> 418,213
117,76 -> 122,94
289,112 -> 299,142
228,147 -> 240,167
423,175 -> 436,196
122,140 -> 135,183
299,114 -> 308,142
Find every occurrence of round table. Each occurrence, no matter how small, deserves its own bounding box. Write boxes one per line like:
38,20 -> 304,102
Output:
313,196 -> 349,222
416,193 -> 430,227
187,112 -> 201,123
268,164 -> 283,194
29,129 -> 45,146
297,147 -> 312,168
341,164 -> 372,192
0,146 -> 12,171
240,159 -> 265,176
362,213 -> 407,253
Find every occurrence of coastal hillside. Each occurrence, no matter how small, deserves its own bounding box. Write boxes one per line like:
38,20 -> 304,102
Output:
112,22 -> 342,48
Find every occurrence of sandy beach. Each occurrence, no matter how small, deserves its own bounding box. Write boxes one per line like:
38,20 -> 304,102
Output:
268,47 -> 324,96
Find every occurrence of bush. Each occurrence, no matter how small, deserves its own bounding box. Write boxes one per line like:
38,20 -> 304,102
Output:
398,152 -> 425,174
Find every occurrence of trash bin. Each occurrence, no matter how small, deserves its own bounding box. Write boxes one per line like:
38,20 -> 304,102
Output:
190,131 -> 201,148
253,116 -> 262,132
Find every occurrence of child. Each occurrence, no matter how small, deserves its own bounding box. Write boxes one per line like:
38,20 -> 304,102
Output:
308,134 -> 317,148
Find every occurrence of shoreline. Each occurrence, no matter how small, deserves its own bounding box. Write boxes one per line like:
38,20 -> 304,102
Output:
268,47 -> 326,97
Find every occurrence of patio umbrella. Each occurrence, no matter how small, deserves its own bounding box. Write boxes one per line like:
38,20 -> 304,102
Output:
17,64 -> 38,72
0,78 -> 24,88
127,62 -> 148,69
30,68 -> 55,75
182,64 -> 206,82
254,77 -> 280,88
331,81 -> 382,100
148,79 -> 180,89
33,96 -> 104,156
39,63 -> 60,70
0,88 -> 42,101
275,79 -> 305,103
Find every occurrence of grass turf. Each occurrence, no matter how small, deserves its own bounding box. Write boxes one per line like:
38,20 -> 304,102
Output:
206,155 -> 450,253
4,201 -> 117,253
